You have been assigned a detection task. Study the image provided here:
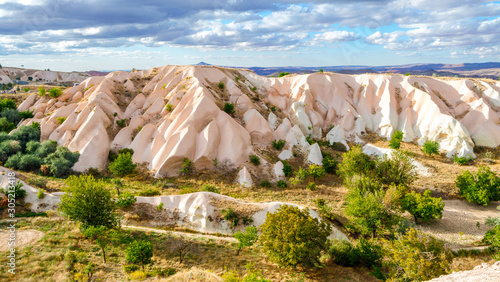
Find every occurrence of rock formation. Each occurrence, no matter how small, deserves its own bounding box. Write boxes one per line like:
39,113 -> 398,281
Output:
17,66 -> 500,179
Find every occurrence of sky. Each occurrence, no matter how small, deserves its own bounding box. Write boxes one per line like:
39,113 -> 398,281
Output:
0,0 -> 499,72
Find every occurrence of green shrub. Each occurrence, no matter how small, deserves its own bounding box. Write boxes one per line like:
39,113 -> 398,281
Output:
453,156 -> 472,165
123,264 -> 139,273
307,164 -> 325,181
328,240 -> 360,267
44,146 -> 80,177
456,166 -> 500,206
482,225 -> 500,251
222,207 -> 239,228
0,98 -> 16,112
109,152 -> 136,177
249,155 -> 260,166
56,117 -> 66,124
234,226 -> 259,255
18,109 -> 34,119
278,72 -> 290,77
423,140 -> 440,156
116,119 -> 126,127
201,184 -> 219,194
337,146 -> 375,181
5,152 -> 22,169
260,204 -> 331,268
0,117 -> 15,133
271,139 -> 286,150
270,106 -> 276,111
126,240 -> 153,268
157,202 -> 164,210
322,154 -> 338,174
401,190 -> 444,223
276,180 -> 287,188
180,158 -> 193,175
330,142 -> 347,152
3,181 -> 27,199
19,154 -> 42,171
356,238 -> 383,268
389,130 -> 403,149
281,160 -> 292,177
38,87 -> 46,96
25,140 -> 40,154
118,148 -> 134,155
259,180 -> 272,188
307,182 -> 316,191
10,124 -> 40,150
218,82 -> 225,89
1,108 -> 21,125
137,188 -> 161,197
116,192 -> 137,208
165,104 -> 173,112
48,87 -> 63,98
345,174 -> 382,194
383,228 -> 452,281
35,140 -> 57,158
223,103 -> 235,114
374,150 -> 417,187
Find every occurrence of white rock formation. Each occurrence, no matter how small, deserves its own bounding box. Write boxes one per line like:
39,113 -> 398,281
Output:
17,66 -> 500,176
238,166 -> 253,187
362,144 -> 431,176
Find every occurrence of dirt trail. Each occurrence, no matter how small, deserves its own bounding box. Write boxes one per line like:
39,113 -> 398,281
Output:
0,229 -> 44,252
122,225 -> 237,243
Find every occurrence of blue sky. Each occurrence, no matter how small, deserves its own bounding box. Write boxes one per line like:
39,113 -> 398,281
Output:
0,0 -> 499,71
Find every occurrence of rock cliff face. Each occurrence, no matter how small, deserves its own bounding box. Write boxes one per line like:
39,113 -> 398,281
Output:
17,65 -> 500,178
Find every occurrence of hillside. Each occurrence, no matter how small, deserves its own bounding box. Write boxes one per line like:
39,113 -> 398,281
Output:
0,66 -> 104,85
17,65 -> 500,179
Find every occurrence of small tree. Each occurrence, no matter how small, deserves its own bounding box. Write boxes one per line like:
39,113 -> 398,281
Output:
223,103 -> 235,114
389,130 -> 403,149
259,204 -> 331,268
58,175 -> 119,229
322,153 -> 338,174
374,150 -> 417,187
108,152 -> 136,177
401,190 -> 444,223
422,140 -> 440,156
456,166 -> 500,206
234,226 -> 259,255
170,238 -> 194,264
126,240 -> 153,269
82,226 -> 116,263
180,158 -> 193,175
38,87 -> 46,96
383,228 -> 452,281
281,160 -> 292,177
337,145 -> 375,181
48,87 -> 63,98
307,164 -> 325,181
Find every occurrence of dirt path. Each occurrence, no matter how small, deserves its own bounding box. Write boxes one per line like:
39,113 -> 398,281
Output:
122,225 -> 237,243
0,229 -> 44,252
417,200 -> 499,249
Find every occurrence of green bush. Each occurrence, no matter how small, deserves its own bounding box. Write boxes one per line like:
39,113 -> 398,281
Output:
234,226 -> 259,255
383,228 -> 452,281
222,207 -> 239,228
322,154 -> 338,174
345,174 -> 382,194
482,225 -> 500,251
59,175 -> 119,229
116,119 -> 126,127
123,264 -> 139,273
328,240 -> 360,267
276,180 -> 287,188
201,184 -> 219,194
389,130 -> 403,149
157,202 -> 163,210
218,82 -> 225,89
0,140 -> 20,163
0,117 -> 15,133
374,150 -> 417,187
3,181 -> 27,199
223,103 -> 235,114
0,99 -> 16,112
165,104 -> 173,112
307,182 -> 316,191
19,154 -> 42,171
10,124 -> 40,150
44,146 -> 80,177
259,180 -> 272,188
249,154 -> 260,166
5,152 -> 23,169
271,139 -> 286,150
180,158 -> 193,175
260,204 -> 331,268
126,240 -> 153,268
330,142 -> 347,152
281,160 -> 292,177
137,188 -> 161,196
109,152 -> 136,177
306,164 -> 325,181
456,166 -> 500,206
337,146 -> 375,181
1,108 -> 21,125
48,87 -> 63,98
25,140 -> 40,154
401,190 -> 444,223
35,140 -> 57,158
453,156 -> 472,165
118,148 -> 134,155
356,238 -> 383,268
18,109 -> 34,119
116,192 -> 137,208
56,117 -> 66,124
38,87 -> 46,96
278,72 -> 290,77
423,140 -> 440,156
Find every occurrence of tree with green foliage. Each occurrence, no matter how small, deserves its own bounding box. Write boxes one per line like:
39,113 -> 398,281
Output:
281,160 -> 292,177
48,87 -> 63,98
307,164 -> 325,181
10,124 -> 40,150
108,152 -> 136,177
271,139 -> 286,150
383,228 -> 452,282
344,191 -> 399,239
44,146 -> 80,177
18,109 -> 34,119
38,87 -> 46,96
116,192 -> 137,208
82,226 -> 116,263
234,226 -> 259,255
423,140 -> 440,156
322,153 -> 338,174
337,145 -> 375,181
389,130 -> 404,149
259,204 -> 331,268
59,175 -> 119,229
374,150 -> 417,187
456,166 -> 500,206
223,103 -> 235,114
0,117 -> 15,133
0,98 -> 16,112
126,240 -> 153,269
1,108 -> 21,125
345,174 -> 382,194
401,190 -> 444,223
